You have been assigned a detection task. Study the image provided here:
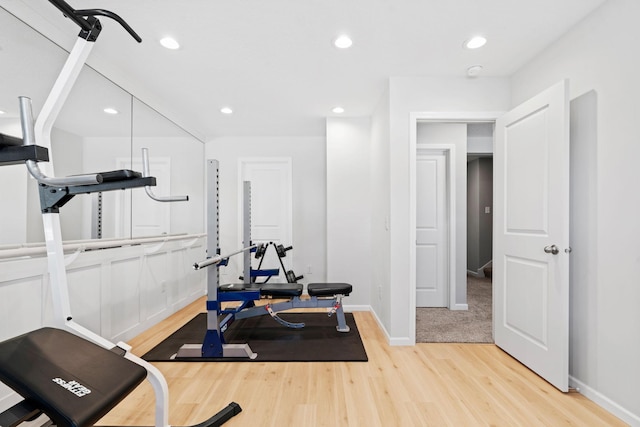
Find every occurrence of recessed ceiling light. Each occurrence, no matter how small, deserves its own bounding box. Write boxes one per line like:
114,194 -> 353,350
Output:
103,107 -> 119,115
332,106 -> 345,114
160,37 -> 180,50
220,107 -> 233,114
0,110 -> 6,115
466,65 -> 483,77
333,35 -> 353,49
464,36 -> 487,49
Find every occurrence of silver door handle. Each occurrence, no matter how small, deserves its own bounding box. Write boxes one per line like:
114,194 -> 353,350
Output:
544,245 -> 559,255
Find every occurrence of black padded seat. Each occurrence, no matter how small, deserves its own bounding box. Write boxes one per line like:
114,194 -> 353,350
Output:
307,283 -> 352,297
219,283 -> 263,292
96,169 -> 141,182
259,283 -> 303,297
0,327 -> 147,427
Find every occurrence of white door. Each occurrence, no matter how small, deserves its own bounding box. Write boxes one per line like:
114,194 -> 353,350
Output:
239,158 -> 293,281
416,151 -> 448,307
494,80 -> 570,391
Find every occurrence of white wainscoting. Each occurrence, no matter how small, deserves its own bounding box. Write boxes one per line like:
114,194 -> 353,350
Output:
0,234 -> 207,410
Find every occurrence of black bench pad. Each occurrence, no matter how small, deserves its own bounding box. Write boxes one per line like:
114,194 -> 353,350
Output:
219,283 -> 303,297
307,283 -> 352,297
0,327 -> 147,427
260,283 -> 303,297
219,283 -> 262,292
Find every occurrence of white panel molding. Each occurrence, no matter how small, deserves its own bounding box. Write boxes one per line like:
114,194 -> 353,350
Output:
0,234 -> 206,411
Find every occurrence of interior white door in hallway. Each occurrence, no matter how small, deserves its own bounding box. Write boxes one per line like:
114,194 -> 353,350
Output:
494,80 -> 570,392
416,150 -> 448,307
239,158 -> 293,281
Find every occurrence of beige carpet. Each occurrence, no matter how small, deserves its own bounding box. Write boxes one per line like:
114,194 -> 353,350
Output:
416,275 -> 493,343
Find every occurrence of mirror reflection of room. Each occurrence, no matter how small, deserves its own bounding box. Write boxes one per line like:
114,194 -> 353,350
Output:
0,7 -> 204,246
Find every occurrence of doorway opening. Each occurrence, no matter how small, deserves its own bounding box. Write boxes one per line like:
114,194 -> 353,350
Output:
409,113 -> 498,344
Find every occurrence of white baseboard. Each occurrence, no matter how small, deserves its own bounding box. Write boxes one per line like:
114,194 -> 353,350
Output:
570,376 -> 639,426
368,306 -> 414,346
388,336 -> 414,346
450,303 -> 469,311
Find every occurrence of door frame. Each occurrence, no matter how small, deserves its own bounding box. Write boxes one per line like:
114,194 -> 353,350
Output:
408,111 -> 502,343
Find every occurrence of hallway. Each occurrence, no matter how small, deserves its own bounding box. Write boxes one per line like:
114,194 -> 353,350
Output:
416,275 -> 492,343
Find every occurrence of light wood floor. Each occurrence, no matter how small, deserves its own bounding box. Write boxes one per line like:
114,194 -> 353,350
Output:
98,297 -> 626,426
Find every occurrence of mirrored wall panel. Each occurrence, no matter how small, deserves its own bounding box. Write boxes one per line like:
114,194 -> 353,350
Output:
0,7 -> 204,246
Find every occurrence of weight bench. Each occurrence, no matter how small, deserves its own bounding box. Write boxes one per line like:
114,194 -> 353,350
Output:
222,282 -> 353,332
0,328 -> 241,427
176,282 -> 353,358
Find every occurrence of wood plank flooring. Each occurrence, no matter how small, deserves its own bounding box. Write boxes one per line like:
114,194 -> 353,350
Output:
98,297 -> 626,426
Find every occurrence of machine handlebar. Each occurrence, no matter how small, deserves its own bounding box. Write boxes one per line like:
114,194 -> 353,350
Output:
49,0 -> 142,42
19,97 -> 102,187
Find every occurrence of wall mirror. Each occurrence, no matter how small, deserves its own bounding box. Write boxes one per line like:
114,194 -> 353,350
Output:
0,7 -> 204,246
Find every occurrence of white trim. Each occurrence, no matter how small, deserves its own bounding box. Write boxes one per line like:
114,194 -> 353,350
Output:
369,308 -> 412,346
450,303 -> 469,311
409,111 -> 503,345
569,376 -> 640,426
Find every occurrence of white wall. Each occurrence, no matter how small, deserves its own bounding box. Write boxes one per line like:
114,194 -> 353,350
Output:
370,87 -> 391,328
510,0 -> 640,423
326,118 -> 371,308
205,137 -> 327,290
385,76 -> 510,340
467,122 -> 494,154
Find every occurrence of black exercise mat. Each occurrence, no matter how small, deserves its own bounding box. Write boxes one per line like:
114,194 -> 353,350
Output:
142,312 -> 368,362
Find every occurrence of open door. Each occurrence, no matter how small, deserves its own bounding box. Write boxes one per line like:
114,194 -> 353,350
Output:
494,80 -> 570,391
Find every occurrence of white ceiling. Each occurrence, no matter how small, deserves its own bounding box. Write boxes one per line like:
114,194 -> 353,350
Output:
2,0 -> 608,140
